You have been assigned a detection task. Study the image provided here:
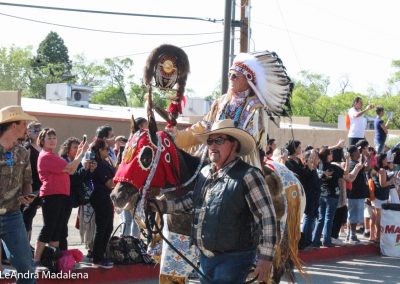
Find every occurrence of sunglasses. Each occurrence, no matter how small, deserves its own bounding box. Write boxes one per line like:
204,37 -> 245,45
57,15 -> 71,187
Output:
206,137 -> 228,146
228,72 -> 242,80
4,151 -> 13,167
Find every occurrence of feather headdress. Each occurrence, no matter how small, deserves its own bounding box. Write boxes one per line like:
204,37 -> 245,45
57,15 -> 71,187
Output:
231,51 -> 293,116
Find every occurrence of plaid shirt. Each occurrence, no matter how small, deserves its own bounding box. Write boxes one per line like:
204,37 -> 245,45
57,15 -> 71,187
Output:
0,144 -> 32,214
164,158 -> 277,260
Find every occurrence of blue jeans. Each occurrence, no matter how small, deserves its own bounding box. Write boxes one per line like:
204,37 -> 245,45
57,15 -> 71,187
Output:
119,210 -> 139,237
301,213 -> 316,245
199,249 -> 256,284
374,139 -> 385,154
0,210 -> 35,284
312,196 -> 338,246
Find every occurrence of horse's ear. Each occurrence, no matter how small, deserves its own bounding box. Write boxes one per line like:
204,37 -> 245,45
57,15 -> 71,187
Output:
131,115 -> 139,133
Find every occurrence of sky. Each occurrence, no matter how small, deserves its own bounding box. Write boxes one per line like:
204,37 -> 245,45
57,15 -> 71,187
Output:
0,0 -> 399,98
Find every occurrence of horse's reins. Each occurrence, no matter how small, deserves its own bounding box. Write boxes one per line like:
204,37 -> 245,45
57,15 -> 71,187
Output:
135,131 -> 257,283
131,132 -> 210,282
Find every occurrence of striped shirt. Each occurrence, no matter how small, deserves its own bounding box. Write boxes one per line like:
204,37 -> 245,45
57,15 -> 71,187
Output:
164,158 -> 277,260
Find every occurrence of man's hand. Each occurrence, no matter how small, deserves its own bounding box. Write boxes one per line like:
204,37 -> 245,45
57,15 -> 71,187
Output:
252,259 -> 272,282
18,195 -> 35,206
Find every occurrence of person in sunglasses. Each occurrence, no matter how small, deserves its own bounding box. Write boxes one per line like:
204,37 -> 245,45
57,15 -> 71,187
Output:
96,125 -> 117,168
21,122 -> 43,241
0,105 -> 38,283
171,52 -> 292,171
152,119 -> 277,283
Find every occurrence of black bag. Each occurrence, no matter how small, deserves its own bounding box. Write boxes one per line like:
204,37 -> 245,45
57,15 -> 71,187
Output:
41,246 -> 61,272
105,223 -> 154,265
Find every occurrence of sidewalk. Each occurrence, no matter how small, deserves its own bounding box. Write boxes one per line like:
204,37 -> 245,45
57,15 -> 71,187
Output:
0,208 -> 380,283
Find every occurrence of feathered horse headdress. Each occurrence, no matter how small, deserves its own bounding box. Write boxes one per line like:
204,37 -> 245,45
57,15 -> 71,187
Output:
230,51 -> 293,116
143,44 -> 190,127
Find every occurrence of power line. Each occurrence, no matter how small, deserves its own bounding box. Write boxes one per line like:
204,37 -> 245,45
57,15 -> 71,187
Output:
0,12 -> 223,36
0,40 -> 226,72
252,20 -> 392,60
117,40 -> 224,58
0,2 -> 223,23
275,0 -> 302,71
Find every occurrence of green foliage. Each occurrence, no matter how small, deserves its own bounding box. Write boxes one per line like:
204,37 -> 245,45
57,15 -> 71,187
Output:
0,46 -> 32,91
71,54 -> 107,88
30,32 -> 73,97
128,84 -> 146,107
91,86 -> 127,106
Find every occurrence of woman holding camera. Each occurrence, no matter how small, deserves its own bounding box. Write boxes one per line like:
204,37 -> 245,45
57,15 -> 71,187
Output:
89,139 -> 116,269
59,137 -> 95,251
34,128 -> 87,267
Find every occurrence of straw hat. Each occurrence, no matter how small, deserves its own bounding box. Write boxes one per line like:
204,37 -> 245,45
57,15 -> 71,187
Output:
0,105 -> 37,125
195,119 -> 256,156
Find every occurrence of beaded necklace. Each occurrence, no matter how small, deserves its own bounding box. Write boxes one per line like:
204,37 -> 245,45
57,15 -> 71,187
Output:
220,89 -> 250,127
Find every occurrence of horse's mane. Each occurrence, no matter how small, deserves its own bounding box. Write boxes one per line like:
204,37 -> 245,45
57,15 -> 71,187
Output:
177,148 -> 201,179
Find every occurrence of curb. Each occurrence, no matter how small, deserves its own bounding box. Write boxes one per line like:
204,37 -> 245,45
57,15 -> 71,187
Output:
0,264 -> 160,284
0,244 -> 380,283
299,243 -> 380,263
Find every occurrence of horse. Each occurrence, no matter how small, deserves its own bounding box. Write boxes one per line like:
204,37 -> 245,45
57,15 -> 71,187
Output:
111,117 -> 305,283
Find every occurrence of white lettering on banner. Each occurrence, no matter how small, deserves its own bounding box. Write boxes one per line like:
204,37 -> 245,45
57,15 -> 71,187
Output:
381,210 -> 400,256
0,271 -> 89,280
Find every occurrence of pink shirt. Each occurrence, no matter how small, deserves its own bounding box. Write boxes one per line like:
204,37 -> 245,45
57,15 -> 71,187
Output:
38,150 -> 70,197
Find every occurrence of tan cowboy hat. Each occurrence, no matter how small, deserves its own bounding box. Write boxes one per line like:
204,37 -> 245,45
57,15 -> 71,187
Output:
195,119 -> 256,156
0,105 -> 37,125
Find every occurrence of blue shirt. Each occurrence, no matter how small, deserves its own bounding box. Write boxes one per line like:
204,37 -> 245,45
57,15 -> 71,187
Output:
374,116 -> 386,143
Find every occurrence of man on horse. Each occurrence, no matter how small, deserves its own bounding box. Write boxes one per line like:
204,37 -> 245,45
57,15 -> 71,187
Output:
171,52 -> 292,170
152,119 -> 277,283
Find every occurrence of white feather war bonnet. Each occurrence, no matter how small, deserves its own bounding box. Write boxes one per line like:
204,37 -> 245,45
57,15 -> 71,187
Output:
230,51 -> 293,116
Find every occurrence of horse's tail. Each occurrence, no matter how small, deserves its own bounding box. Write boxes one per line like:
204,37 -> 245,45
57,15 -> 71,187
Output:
285,184 -> 306,278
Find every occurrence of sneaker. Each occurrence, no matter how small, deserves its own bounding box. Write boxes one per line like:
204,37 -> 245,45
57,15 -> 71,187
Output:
331,238 -> 344,245
94,259 -> 113,269
348,235 -> 361,244
355,227 -> 365,234
322,243 -> 335,248
363,231 -> 371,238
33,260 -> 49,272
86,250 -> 93,259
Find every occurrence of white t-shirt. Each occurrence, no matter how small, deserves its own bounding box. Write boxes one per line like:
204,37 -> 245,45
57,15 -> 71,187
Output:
348,107 -> 367,138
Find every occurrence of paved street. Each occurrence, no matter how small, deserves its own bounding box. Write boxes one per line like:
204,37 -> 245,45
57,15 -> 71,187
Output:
30,208 -> 400,284
282,256 -> 400,284
185,256 -> 400,284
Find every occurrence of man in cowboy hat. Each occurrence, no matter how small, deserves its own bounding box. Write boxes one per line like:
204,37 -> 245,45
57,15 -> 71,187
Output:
0,105 -> 38,282
153,119 -> 277,283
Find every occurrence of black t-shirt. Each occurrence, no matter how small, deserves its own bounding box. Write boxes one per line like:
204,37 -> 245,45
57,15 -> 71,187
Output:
25,143 -> 42,193
320,162 -> 344,198
347,160 -> 369,199
92,160 -> 115,193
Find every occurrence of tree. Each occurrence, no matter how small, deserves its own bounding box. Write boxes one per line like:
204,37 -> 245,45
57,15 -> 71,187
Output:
30,31 -> 72,98
291,71 -> 330,122
90,86 -> 127,106
96,57 -> 134,106
71,54 -> 107,88
0,46 -> 33,94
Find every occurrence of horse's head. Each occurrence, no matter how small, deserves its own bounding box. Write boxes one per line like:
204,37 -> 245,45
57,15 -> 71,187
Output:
111,128 -> 181,210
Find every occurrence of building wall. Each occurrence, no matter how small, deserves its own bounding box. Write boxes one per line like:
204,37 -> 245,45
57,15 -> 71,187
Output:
28,113 -> 189,152
23,112 -> 400,151
0,91 -> 21,108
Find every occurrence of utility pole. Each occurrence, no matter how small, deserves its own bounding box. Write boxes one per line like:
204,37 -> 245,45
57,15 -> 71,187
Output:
230,0 -> 236,67
240,0 -> 249,52
221,0 -> 232,95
